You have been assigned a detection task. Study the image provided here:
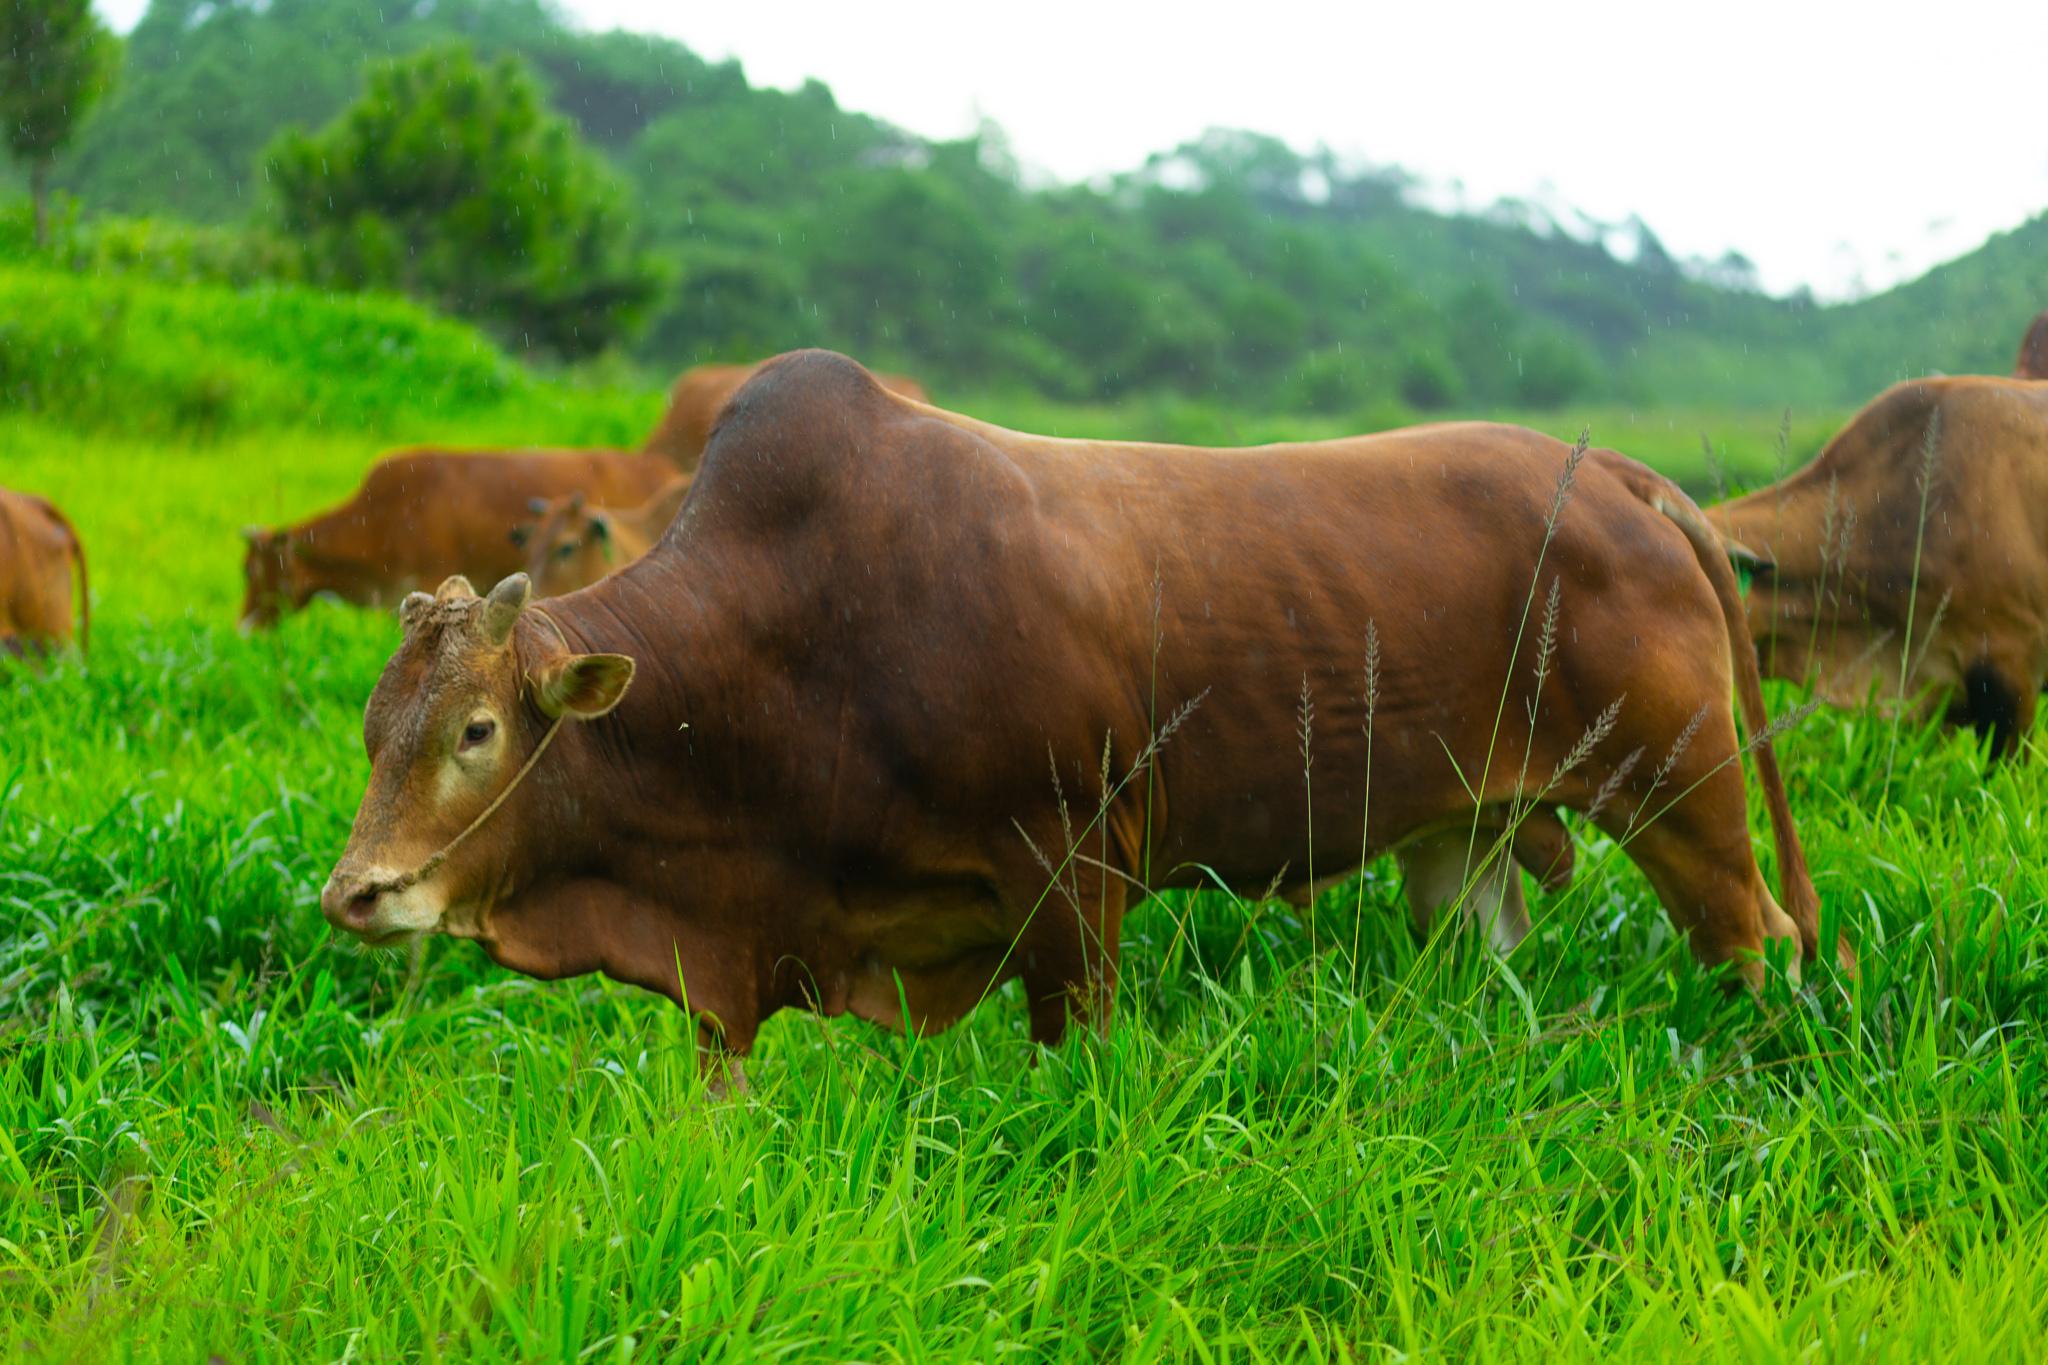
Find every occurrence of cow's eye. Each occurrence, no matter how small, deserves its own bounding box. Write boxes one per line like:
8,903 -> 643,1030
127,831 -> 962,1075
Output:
459,718 -> 496,750
556,542 -> 578,560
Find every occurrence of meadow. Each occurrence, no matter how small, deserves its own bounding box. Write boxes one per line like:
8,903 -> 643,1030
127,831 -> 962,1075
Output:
3,272 -> 2046,1361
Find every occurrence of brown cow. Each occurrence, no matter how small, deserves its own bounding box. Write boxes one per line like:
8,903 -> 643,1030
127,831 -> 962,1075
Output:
2017,311 -> 2048,380
240,447 -> 677,630
516,476 -> 693,599
0,488 -> 88,657
1706,377 -> 2048,759
321,351 -> 1831,1062
641,361 -> 929,469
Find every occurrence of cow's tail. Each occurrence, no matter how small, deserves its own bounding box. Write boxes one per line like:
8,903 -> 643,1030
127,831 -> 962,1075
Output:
38,497 -> 89,656
1652,488 -> 1827,966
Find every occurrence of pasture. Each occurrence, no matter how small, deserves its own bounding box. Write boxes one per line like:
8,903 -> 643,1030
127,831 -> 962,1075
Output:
5,373 -> 2047,1361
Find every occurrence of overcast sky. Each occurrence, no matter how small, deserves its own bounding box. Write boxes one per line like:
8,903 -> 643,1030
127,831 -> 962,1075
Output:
100,0 -> 2048,299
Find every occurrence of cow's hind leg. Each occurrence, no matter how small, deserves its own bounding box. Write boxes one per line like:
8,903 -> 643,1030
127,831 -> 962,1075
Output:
1397,827 -> 1530,954
1606,756 -> 1801,990
1964,656 -> 2036,764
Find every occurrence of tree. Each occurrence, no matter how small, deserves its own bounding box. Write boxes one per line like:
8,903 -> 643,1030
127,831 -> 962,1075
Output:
267,44 -> 661,359
804,169 -> 1007,363
0,0 -> 118,245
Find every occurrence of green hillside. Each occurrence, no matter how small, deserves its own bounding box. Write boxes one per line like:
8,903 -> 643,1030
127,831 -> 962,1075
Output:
0,262 -> 656,444
13,0 -> 2047,414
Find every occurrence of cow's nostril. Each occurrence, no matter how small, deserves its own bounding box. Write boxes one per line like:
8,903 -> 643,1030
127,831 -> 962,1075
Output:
343,889 -> 380,927
321,875 -> 384,931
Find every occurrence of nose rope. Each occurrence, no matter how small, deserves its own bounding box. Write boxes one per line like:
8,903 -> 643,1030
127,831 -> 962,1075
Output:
377,713 -> 568,896
372,605 -> 575,898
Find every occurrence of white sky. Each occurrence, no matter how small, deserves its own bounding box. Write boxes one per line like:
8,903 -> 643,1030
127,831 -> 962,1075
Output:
99,0 -> 2048,299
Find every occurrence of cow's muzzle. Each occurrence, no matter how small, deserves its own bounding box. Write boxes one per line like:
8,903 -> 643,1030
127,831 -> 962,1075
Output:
320,869 -> 385,933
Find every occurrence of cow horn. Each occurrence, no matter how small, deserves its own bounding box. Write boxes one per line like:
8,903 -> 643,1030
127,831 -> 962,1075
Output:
399,591 -> 435,632
434,575 -> 477,601
482,573 -> 531,646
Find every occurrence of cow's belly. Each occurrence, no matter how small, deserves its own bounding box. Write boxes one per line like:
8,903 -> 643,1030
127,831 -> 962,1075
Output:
820,874 -> 1018,1033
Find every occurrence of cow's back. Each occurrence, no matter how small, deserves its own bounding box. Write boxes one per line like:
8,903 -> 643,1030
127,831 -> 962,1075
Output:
643,362 -> 930,470
674,351 -> 1708,881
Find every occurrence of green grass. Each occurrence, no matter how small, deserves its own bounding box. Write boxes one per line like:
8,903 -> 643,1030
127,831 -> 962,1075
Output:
4,391 -> 2045,1362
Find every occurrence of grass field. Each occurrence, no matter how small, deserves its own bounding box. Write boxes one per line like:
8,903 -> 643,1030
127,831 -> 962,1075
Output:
5,377 -> 2047,1362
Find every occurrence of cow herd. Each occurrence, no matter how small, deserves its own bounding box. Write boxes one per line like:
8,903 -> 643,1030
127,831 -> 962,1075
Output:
6,323 -> 2048,1065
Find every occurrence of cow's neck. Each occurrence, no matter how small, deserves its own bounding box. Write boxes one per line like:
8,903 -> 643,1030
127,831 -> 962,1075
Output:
476,564 -> 814,1039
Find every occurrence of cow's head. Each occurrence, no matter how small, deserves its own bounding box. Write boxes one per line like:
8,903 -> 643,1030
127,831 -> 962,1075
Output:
320,572 -> 635,944
520,491 -> 619,599
238,527 -> 297,631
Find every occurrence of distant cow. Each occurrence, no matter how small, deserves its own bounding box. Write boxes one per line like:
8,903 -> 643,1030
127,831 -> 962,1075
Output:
240,447 -> 677,629
516,476 -> 693,599
641,360 -> 930,469
322,351 -> 1830,1062
1706,377 -> 2048,758
0,488 -> 88,657
2017,311 -> 2048,380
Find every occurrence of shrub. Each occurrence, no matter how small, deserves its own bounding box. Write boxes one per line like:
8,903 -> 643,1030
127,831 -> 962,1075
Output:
267,44 -> 663,360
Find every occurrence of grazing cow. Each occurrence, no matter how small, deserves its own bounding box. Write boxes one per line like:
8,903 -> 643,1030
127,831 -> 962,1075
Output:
322,351 -> 1831,1061
641,360 -> 930,469
516,477 -> 693,599
2017,311 -> 2048,380
1706,377 -> 2048,759
0,488 -> 88,657
240,447 -> 677,630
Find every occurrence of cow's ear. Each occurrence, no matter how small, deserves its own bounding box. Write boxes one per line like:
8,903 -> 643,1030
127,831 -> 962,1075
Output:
530,652 -> 635,720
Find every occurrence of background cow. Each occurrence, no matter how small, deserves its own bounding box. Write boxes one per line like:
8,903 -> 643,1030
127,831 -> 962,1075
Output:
640,360 -> 930,469
1706,377 -> 2048,758
321,351 -> 1831,1061
240,446 -> 676,629
2017,311 -> 2048,380
516,476 -> 693,599
0,487 -> 89,657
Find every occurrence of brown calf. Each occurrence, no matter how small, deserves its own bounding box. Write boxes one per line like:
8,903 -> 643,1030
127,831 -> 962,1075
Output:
517,477 -> 693,599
